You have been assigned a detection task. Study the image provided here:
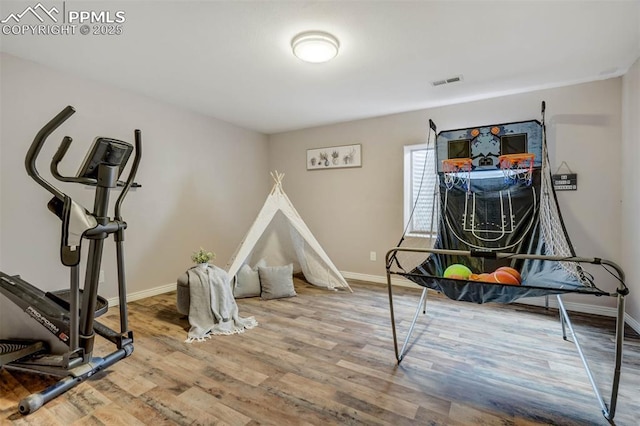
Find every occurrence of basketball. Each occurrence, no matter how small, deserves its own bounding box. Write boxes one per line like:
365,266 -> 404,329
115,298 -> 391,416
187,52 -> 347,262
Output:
443,264 -> 472,280
496,266 -> 522,283
494,270 -> 521,285
478,273 -> 498,283
485,272 -> 499,283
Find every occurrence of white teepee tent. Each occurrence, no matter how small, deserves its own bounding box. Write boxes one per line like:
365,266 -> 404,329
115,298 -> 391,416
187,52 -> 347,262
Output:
226,171 -> 352,292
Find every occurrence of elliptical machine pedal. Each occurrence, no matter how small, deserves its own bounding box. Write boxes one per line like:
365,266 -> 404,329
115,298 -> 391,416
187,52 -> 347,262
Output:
0,340 -> 48,366
46,289 -> 109,318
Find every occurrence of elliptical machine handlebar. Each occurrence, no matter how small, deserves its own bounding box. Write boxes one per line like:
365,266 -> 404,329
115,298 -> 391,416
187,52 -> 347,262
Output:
49,135 -> 140,189
115,130 -> 142,221
30,106 -> 142,207
50,136 -> 96,186
25,105 -> 76,201
49,125 -> 141,192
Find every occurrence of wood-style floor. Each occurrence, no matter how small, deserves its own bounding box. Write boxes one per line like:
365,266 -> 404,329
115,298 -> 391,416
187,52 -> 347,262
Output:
1,279 -> 639,425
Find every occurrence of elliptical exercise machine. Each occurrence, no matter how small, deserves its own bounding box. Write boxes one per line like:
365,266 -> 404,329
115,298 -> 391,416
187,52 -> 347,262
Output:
0,106 -> 141,414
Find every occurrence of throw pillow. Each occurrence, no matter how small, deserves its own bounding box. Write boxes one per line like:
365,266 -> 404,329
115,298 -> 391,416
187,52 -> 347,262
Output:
234,264 -> 261,298
258,264 -> 296,300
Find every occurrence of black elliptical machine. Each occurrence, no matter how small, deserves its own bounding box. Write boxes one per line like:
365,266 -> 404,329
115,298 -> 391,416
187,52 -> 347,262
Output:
0,106 -> 141,414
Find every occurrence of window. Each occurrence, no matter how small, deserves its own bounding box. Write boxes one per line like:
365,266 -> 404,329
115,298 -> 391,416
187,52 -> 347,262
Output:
404,144 -> 438,237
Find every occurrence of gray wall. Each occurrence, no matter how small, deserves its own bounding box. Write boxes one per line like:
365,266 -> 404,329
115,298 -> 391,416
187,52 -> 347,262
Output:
622,57 -> 640,325
269,79 -> 624,311
0,54 -> 269,341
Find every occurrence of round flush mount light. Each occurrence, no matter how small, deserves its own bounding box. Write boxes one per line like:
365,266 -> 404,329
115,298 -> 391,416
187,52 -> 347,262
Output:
291,31 -> 340,63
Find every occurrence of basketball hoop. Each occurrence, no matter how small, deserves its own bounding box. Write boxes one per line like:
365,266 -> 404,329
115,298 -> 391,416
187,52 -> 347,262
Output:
499,153 -> 535,185
442,158 -> 472,191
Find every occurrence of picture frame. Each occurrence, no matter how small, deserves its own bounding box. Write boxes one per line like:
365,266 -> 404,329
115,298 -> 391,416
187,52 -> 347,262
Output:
306,144 -> 362,170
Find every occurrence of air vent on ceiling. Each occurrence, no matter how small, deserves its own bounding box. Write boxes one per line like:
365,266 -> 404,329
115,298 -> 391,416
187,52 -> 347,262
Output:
431,75 -> 463,87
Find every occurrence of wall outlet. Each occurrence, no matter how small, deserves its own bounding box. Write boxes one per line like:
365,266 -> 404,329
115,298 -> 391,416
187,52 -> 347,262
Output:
99,270 -> 105,284
370,251 -> 377,261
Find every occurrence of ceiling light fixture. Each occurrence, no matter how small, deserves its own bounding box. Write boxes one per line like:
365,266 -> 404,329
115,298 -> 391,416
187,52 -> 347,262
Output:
291,31 -> 340,63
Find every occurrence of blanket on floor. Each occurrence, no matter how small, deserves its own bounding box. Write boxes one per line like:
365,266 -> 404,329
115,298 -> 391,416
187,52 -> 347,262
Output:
185,264 -> 257,343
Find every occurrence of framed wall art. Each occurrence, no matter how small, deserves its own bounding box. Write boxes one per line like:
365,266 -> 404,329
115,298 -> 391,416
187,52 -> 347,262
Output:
306,144 -> 362,170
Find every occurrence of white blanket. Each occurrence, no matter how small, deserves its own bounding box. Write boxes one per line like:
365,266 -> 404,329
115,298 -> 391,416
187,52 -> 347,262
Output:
185,264 -> 257,343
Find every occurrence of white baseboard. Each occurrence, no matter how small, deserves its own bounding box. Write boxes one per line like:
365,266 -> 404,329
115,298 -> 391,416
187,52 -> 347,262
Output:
626,315 -> 640,334
340,271 -> 640,335
107,282 -> 176,307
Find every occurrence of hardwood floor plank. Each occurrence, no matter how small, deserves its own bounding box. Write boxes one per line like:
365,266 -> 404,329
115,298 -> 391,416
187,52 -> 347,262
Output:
102,369 -> 157,397
334,359 -> 452,416
259,316 -> 339,351
279,373 -> 402,424
0,370 -> 29,411
270,372 -> 390,425
448,401 -> 514,426
46,398 -> 86,424
5,406 -> 62,426
137,387 -> 216,425
90,378 -> 176,425
165,350 -> 269,387
88,402 -> 148,426
176,387 -> 252,426
284,364 -> 420,419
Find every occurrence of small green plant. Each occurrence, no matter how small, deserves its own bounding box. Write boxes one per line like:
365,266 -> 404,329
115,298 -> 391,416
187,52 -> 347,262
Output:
191,248 -> 215,264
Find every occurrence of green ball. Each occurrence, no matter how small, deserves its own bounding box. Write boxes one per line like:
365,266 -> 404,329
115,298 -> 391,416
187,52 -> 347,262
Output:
443,264 -> 472,279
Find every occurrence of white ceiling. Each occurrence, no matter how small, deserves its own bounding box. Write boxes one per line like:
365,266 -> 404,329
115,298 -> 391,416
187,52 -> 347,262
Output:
1,1 -> 639,134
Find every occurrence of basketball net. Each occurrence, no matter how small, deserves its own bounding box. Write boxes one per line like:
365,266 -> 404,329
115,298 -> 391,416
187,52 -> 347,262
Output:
499,153 -> 534,186
442,158 -> 472,192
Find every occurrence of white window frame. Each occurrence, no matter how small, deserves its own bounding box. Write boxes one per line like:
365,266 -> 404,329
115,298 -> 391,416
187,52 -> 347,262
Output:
403,143 -> 438,238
